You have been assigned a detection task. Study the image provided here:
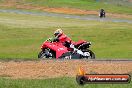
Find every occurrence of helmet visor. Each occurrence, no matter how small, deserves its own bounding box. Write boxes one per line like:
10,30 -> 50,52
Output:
54,32 -> 59,37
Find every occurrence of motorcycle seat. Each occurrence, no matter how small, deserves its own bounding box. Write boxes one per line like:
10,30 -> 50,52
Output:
73,40 -> 87,46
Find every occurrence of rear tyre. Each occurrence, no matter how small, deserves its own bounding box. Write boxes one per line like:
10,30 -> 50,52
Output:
83,49 -> 95,59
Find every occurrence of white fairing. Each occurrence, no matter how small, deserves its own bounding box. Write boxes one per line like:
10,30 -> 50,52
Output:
76,50 -> 84,55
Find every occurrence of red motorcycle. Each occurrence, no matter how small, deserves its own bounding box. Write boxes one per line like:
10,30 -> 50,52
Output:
38,38 -> 95,59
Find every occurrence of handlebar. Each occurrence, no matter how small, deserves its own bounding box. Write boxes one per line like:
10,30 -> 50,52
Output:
46,38 -> 53,42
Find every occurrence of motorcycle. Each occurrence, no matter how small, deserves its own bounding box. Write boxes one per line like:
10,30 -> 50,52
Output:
99,9 -> 105,18
38,38 -> 95,59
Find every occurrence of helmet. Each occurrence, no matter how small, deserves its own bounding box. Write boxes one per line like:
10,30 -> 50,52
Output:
54,29 -> 63,37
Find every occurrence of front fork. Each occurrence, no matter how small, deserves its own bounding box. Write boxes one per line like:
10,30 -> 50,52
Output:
43,48 -> 53,58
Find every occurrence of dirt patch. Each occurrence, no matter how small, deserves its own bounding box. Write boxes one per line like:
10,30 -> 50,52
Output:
0,1 -> 132,19
0,60 -> 132,79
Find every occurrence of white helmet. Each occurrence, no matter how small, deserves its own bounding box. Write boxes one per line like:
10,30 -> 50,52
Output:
54,29 -> 63,37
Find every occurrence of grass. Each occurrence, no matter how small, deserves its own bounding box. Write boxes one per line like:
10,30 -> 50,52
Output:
0,12 -> 132,60
24,0 -> 132,14
20,0 -> 132,14
0,0 -> 132,14
0,77 -> 131,88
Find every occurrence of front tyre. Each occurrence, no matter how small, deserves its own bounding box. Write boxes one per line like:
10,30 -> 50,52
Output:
38,51 -> 45,59
38,49 -> 55,59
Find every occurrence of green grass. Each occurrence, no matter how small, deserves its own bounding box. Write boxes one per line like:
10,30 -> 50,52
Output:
0,77 -> 131,88
0,0 -> 132,14
18,0 -> 132,14
0,12 -> 132,60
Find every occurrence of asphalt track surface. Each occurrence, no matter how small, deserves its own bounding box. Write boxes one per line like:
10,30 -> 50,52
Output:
0,9 -> 132,24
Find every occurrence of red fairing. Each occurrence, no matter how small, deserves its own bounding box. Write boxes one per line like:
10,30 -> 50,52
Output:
41,41 -> 68,59
40,33 -> 90,59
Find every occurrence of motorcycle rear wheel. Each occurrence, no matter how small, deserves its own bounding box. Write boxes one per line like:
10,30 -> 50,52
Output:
82,49 -> 95,59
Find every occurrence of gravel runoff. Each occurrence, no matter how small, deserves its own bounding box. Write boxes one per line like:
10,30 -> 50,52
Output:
0,60 -> 132,79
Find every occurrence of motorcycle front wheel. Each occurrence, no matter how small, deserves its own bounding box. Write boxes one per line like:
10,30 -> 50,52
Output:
38,49 -> 55,59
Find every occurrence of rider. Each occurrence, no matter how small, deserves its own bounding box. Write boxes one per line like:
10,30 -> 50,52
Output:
53,29 -> 85,56
99,9 -> 105,18
53,28 -> 72,48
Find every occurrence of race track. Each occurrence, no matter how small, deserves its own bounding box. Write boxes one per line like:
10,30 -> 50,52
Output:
0,9 -> 132,23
